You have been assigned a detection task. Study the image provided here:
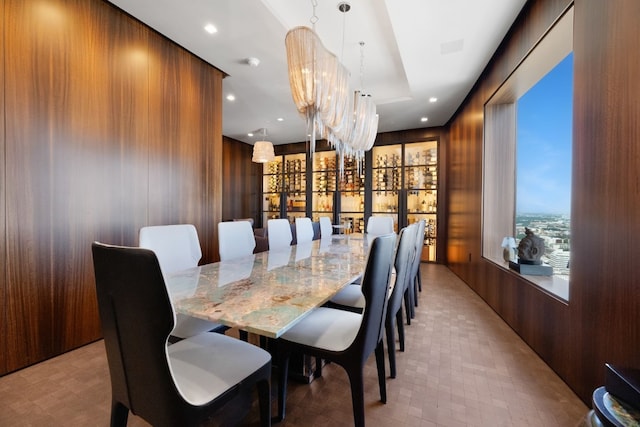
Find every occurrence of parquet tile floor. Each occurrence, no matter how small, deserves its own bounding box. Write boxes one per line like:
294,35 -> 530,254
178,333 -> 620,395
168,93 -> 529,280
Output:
0,264 -> 588,426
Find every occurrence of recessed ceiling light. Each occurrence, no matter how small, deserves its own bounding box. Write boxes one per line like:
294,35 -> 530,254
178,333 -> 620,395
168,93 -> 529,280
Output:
420,117 -> 428,122
204,23 -> 217,34
247,132 -> 254,137
429,97 -> 438,103
226,94 -> 235,101
277,117 -> 284,122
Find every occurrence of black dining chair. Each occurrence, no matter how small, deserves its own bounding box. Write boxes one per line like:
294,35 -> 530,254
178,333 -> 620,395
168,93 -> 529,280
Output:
384,224 -> 416,378
325,226 -> 416,379
275,234 -> 395,427
405,219 -> 425,323
91,242 -> 272,427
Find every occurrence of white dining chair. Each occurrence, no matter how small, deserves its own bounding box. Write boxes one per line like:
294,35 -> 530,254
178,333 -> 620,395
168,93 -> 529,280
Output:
366,216 -> 394,235
319,216 -> 333,238
268,218 -> 293,250
139,224 -> 225,339
295,217 -> 314,244
218,221 -> 256,261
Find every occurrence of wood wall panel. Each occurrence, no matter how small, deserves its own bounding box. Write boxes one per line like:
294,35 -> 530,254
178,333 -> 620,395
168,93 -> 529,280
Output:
0,0 -> 6,375
222,137 -> 262,227
1,0 -> 223,375
147,34 -> 223,263
445,0 -> 640,403
568,0 -> 640,401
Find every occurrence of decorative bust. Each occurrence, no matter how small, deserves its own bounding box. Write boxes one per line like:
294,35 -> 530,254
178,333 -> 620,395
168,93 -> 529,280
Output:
517,228 -> 545,265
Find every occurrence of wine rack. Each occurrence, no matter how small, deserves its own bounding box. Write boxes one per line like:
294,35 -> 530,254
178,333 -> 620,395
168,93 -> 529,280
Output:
338,155 -> 365,233
284,153 -> 307,222
262,157 -> 283,224
311,151 -> 336,222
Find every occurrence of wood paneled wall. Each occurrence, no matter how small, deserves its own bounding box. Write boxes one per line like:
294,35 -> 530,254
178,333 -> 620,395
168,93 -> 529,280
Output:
446,0 -> 640,403
0,0 -> 6,376
0,0 -> 223,375
222,136 -> 262,226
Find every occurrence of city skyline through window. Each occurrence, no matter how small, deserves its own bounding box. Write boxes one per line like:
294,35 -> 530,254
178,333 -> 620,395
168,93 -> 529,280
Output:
516,52 -> 573,278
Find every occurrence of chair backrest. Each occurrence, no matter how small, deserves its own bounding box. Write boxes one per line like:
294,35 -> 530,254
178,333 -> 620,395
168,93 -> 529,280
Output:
351,234 -> 395,357
387,225 -> 416,319
233,217 -> 254,227
139,224 -> 201,275
268,218 -> 293,250
295,217 -> 314,244
366,216 -> 394,235
91,242 -> 179,420
409,220 -> 426,280
218,221 -> 256,261
319,216 -> 333,238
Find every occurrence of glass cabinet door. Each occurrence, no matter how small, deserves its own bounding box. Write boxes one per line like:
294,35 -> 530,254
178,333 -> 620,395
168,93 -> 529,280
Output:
405,141 -> 438,261
338,155 -> 365,233
284,153 -> 307,223
372,144 -> 401,231
262,156 -> 283,225
311,151 -> 336,222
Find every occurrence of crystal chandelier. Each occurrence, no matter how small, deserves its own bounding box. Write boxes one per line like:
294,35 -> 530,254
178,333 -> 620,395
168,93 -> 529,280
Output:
285,1 -> 378,175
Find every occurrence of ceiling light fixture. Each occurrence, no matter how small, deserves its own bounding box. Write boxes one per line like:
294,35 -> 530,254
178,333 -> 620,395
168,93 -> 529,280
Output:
421,117 -> 429,122
284,0 -> 378,176
204,23 -> 217,34
252,128 -> 275,163
246,57 -> 260,67
429,97 -> 438,103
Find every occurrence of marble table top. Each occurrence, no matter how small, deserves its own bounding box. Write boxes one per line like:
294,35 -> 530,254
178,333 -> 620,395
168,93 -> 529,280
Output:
165,234 -> 371,338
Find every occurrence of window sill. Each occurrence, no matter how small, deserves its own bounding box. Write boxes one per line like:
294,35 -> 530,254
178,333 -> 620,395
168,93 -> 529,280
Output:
486,256 -> 569,302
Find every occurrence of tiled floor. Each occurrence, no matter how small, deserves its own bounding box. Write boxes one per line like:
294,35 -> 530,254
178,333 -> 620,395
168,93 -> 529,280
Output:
0,264 -> 588,426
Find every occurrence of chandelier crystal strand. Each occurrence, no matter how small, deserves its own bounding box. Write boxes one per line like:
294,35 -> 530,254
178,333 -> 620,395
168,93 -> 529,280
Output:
285,2 -> 377,173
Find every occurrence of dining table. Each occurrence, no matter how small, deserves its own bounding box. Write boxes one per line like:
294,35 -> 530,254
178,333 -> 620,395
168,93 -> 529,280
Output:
164,234 -> 373,339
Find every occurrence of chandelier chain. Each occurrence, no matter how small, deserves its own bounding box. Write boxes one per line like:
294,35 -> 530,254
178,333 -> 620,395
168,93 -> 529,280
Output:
359,41 -> 366,93
310,0 -> 319,27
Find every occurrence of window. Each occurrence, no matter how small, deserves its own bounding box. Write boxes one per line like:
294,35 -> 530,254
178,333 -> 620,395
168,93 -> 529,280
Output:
482,7 -> 573,300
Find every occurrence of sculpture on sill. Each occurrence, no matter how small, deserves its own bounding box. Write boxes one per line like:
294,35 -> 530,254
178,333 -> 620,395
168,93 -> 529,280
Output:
517,228 -> 545,265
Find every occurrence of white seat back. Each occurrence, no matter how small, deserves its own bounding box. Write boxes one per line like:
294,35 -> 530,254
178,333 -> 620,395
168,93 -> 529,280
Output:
295,217 -> 314,244
319,216 -> 333,238
139,224 -> 201,274
366,216 -> 394,236
218,221 -> 256,261
268,218 -> 293,250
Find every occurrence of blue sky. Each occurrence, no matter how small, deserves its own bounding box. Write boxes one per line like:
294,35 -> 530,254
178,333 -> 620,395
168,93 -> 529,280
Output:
516,53 -> 573,215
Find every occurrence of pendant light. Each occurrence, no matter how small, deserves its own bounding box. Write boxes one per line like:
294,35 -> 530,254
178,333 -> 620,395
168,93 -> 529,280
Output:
252,128 -> 275,163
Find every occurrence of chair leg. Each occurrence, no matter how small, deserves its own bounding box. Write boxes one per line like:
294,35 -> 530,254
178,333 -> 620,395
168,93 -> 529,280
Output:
276,352 -> 290,423
110,400 -> 129,427
396,309 -> 405,352
314,356 -> 323,378
375,340 -> 387,404
417,270 -> 422,292
404,288 -> 412,325
257,378 -> 271,427
385,317 -> 397,379
346,368 -> 366,427
413,276 -> 419,307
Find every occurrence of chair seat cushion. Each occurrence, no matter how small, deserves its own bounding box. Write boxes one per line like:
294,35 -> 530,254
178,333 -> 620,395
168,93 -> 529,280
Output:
280,307 -> 362,352
168,332 -> 271,406
329,284 -> 365,308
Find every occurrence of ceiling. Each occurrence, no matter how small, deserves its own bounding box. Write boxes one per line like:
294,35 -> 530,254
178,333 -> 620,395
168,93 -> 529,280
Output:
107,0 -> 527,145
